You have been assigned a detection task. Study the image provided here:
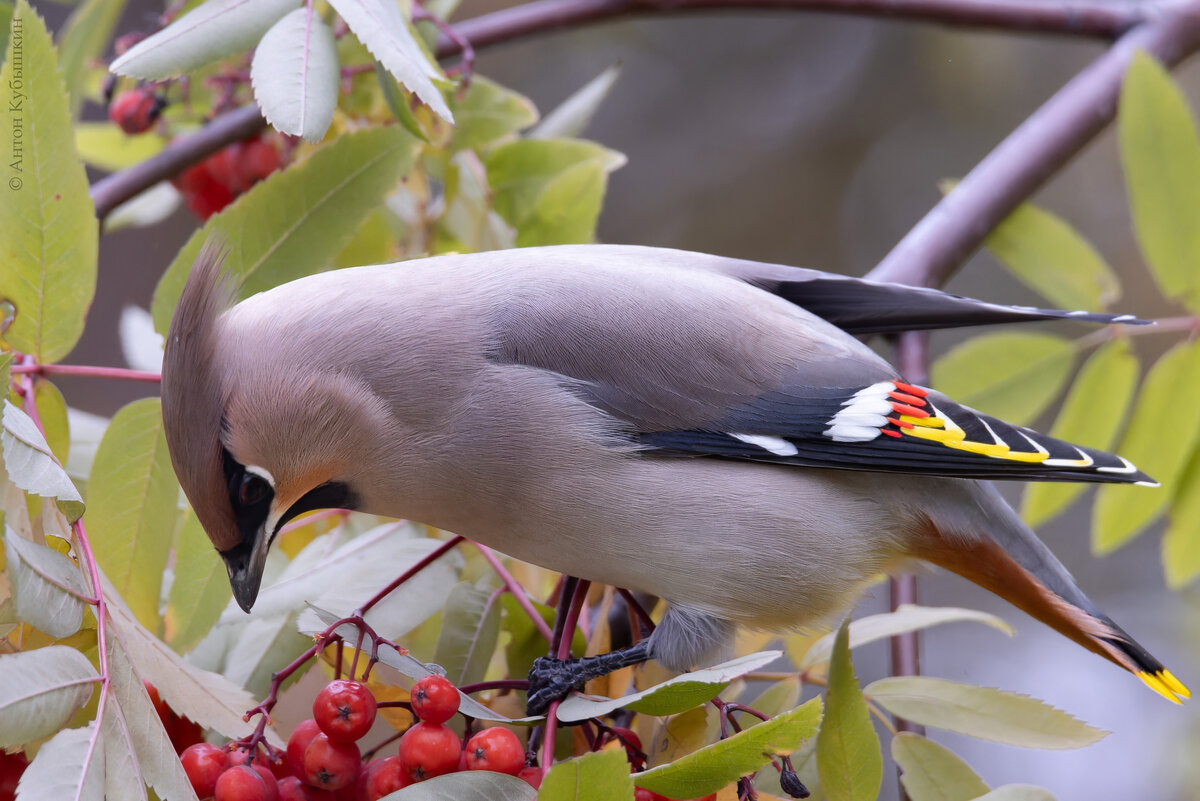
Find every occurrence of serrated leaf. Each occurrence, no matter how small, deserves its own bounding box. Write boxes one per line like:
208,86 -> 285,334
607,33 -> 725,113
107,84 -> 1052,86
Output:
635,698 -> 822,798
375,60 -> 432,143
531,64 -> 621,140
74,122 -> 166,171
1119,51 -> 1200,310
1093,340 -> 1200,553
251,8 -> 339,142
152,125 -> 418,333
327,0 -> 452,121
87,398 -> 178,631
0,1 -> 98,364
166,512 -> 230,652
433,581 -> 502,687
0,646 -> 97,747
974,786 -> 1055,801
931,333 -> 1076,425
58,0 -> 125,115
100,695 -> 149,801
1,400 -> 84,519
106,634 -> 200,801
486,138 -> 624,231
449,76 -> 537,152
865,677 -> 1107,749
816,620 -> 881,801
978,197 -> 1119,311
1021,339 -> 1139,527
386,770 -> 536,800
799,605 -> 1012,671
34,379 -> 69,465
557,651 -> 782,722
1163,450 -> 1200,588
4,526 -> 91,637
15,722 -> 103,801
110,0 -> 298,80
540,749 -> 632,801
891,732 -> 989,801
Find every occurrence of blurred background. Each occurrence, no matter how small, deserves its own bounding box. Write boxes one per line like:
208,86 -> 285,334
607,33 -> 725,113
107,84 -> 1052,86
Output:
33,0 -> 1200,797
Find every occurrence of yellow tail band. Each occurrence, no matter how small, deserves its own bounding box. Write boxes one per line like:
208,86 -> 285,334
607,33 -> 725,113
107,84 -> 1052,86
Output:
1138,670 -> 1190,704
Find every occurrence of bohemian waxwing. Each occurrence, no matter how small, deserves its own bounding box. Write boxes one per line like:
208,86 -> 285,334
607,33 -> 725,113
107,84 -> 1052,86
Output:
160,241 -> 1189,713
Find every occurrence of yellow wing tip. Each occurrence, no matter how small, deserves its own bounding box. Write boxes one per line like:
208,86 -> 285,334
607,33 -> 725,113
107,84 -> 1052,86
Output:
1138,670 -> 1189,703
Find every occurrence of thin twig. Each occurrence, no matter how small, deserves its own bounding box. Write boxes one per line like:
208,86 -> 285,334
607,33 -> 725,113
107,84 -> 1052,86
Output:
473,543 -> 555,642
11,363 -> 161,383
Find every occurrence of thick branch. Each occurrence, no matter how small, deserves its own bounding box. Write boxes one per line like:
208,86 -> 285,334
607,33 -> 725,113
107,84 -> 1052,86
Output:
867,1 -> 1200,288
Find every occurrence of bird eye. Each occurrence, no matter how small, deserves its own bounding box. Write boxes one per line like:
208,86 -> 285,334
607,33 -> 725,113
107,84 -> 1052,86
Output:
238,473 -> 271,507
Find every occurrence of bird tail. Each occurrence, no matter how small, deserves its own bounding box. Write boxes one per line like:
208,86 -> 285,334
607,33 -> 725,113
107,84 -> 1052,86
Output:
914,487 -> 1189,704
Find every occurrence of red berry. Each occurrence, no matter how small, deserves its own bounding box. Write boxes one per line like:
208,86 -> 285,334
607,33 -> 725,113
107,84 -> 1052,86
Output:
180,743 -> 230,798
108,89 -> 164,134
463,727 -> 524,776
397,722 -> 460,783
215,765 -> 274,801
287,719 -> 323,778
364,756 -> 407,800
516,766 -> 542,790
314,681 -> 378,743
243,139 -> 281,182
277,776 -> 334,801
409,676 -> 459,725
144,680 -> 168,722
302,733 -> 361,791
633,791 -> 714,801
168,716 -> 206,754
180,166 -> 234,220
0,751 -> 29,801
206,143 -> 251,194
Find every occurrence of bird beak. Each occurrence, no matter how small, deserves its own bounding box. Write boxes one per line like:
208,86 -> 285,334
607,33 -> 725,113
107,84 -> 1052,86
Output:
221,522 -> 274,612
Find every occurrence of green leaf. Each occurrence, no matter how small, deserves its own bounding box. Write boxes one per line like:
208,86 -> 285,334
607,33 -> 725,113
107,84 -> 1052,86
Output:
1093,340 -> 1200,553
930,333 -> 1075,426
501,593 -> 554,679
1119,51 -> 1200,310
33,379 -> 69,465
57,0 -> 125,116
816,620 -> 881,801
433,581 -> 502,687
439,151 -> 515,252
799,605 -> 1012,671
556,650 -> 782,722
1021,339 -> 1140,527
388,771 -> 536,799
740,675 -> 802,722
635,697 -> 822,799
1,399 -> 84,520
517,160 -> 606,247
449,75 -> 537,152
983,198 -> 1120,311
864,677 -> 1107,749
0,0 -> 98,363
0,2 -> 11,56
86,398 -> 179,631
531,64 -> 621,141
333,208 -> 397,268
167,511 -> 231,652
1163,450 -> 1200,588
250,8 -> 339,143
891,732 -> 989,801
152,125 -> 419,334
5,525 -> 91,637
539,749 -> 632,801
974,786 -> 1056,801
74,121 -> 166,171
375,61 -> 431,143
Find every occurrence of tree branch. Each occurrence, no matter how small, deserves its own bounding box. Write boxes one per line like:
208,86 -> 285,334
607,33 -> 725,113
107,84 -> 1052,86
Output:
866,1 -> 1200,288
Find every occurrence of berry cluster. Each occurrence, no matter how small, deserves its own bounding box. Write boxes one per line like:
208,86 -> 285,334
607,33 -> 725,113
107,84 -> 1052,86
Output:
146,681 -> 206,754
171,135 -> 282,220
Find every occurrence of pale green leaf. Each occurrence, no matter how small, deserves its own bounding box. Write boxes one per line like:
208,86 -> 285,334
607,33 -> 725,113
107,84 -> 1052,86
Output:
34,380 -> 69,465
449,75 -> 537,152
1163,450 -> 1200,588
739,675 -> 801,722
1093,340 -> 1200,553
15,722 -> 104,801
99,695 -> 149,801
250,8 -> 339,142
375,60 -> 432,143
984,199 -> 1119,311
501,592 -> 556,681
5,526 -> 90,637
931,333 -> 1075,425
327,0 -> 452,121
433,581 -> 502,687
817,620 -> 881,801
799,605 -> 1012,671
223,612 -> 312,697
103,182 -> 182,234
974,786 -> 1056,801
74,122 -> 165,172
635,698 -> 822,798
333,208 -> 397,268
166,512 -> 230,652
439,151 -> 515,252
57,0 -> 125,115
865,677 -> 1107,749
110,0 -> 298,80
1,400 -> 84,520
539,749 -> 632,801
87,398 -> 178,631
1119,51 -> 1200,310
0,646 -> 97,748
531,64 -> 621,141
0,1 -> 98,363
891,732 -> 989,801
557,651 -> 782,722
486,138 -> 624,231
386,771 -> 536,800
152,125 -> 419,333
1021,339 -> 1139,527
518,160 -> 606,246
0,2 -> 11,55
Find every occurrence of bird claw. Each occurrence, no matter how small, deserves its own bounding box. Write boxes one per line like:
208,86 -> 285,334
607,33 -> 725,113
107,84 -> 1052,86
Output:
525,656 -> 584,717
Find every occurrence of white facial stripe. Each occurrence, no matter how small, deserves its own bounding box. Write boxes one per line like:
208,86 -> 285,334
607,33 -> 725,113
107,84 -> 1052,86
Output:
244,464 -> 276,487
731,433 -> 799,457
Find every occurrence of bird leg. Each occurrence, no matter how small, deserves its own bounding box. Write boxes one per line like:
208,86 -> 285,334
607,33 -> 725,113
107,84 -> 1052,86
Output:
526,639 -> 652,716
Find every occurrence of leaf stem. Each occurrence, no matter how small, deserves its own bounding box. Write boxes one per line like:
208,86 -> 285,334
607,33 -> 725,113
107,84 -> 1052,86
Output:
473,543 -> 555,642
11,362 -> 161,383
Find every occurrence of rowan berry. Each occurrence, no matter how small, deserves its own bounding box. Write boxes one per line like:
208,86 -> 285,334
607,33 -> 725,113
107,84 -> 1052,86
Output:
364,755 -> 407,800
517,765 -> 543,790
396,722 -> 460,782
314,680 -> 377,743
108,89 -> 165,134
276,776 -> 334,800
301,732 -> 361,791
463,727 -> 524,775
214,765 -> 276,801
180,742 -> 230,798
287,719 -> 323,778
409,676 -> 459,725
